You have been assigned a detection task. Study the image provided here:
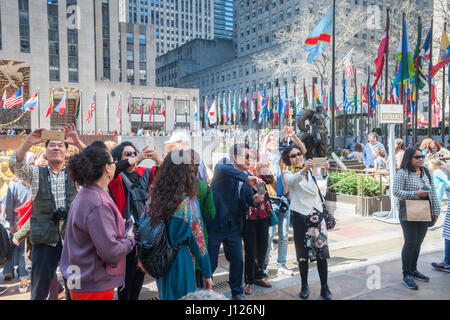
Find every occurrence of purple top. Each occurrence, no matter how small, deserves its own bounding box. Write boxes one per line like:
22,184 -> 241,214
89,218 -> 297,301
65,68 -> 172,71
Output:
60,183 -> 135,293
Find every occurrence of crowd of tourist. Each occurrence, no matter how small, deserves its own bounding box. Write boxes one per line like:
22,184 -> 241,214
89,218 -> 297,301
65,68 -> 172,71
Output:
0,126 -> 448,301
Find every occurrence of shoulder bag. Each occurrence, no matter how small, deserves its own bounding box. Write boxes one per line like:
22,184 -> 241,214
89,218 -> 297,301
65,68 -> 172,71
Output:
311,174 -> 336,230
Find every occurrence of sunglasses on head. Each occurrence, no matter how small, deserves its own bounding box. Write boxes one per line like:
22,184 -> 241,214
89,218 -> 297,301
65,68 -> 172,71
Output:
413,155 -> 425,160
289,152 -> 303,159
123,151 -> 138,157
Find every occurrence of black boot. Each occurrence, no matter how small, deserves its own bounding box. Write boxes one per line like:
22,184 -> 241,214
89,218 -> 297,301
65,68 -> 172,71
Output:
320,285 -> 333,300
299,286 -> 309,299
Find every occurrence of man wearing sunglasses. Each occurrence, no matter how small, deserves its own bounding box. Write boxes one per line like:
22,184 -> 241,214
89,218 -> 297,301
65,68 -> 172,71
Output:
206,143 -> 264,300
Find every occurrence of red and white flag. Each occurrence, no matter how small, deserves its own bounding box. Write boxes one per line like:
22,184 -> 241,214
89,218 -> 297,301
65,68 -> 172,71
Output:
86,94 -> 96,123
343,52 -> 355,79
5,88 -> 23,109
208,98 -> 217,125
116,96 -> 122,124
149,96 -> 154,123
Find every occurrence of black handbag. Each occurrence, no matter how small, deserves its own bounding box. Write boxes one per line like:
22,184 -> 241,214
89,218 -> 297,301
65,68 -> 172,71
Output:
311,175 -> 336,230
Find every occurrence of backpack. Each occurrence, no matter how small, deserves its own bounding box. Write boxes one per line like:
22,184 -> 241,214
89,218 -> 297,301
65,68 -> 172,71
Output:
122,167 -> 156,229
135,217 -> 181,279
0,224 -> 13,266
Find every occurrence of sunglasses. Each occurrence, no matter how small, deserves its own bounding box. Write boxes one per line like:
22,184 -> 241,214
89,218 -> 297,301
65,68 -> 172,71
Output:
289,152 -> 303,159
123,151 -> 138,157
413,155 -> 425,160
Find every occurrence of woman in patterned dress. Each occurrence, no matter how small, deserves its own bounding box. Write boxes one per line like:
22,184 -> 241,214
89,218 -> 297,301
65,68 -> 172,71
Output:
143,149 -> 213,300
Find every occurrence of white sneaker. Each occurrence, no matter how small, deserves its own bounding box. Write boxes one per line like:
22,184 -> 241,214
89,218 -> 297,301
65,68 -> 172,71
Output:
277,266 -> 294,276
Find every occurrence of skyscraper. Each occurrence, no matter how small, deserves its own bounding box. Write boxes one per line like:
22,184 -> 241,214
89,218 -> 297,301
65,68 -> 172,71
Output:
214,0 -> 233,40
124,0 -> 214,56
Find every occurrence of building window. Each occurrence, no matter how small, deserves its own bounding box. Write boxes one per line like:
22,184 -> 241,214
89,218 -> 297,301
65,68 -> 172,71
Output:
67,0 -> 79,82
102,0 -> 111,80
19,0 -> 30,53
47,0 -> 59,80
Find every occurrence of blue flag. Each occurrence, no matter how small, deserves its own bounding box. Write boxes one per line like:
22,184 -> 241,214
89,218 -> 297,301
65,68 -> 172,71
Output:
304,6 -> 333,63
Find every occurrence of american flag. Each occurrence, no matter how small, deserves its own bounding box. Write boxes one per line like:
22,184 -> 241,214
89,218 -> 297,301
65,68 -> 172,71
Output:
86,94 -> 96,123
343,52 -> 355,79
5,88 -> 23,109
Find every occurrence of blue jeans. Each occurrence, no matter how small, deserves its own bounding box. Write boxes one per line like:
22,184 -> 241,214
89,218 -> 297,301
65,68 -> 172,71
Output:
265,202 -> 291,268
445,239 -> 450,265
2,241 -> 27,280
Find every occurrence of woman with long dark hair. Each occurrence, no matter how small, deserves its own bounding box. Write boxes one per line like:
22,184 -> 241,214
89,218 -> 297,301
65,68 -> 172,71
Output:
393,147 -> 440,290
142,149 -> 212,300
281,144 -> 332,300
109,141 -> 162,300
60,145 -> 135,300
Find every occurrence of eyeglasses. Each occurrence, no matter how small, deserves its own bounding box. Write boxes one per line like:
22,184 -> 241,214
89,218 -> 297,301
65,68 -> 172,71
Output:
123,151 -> 138,157
289,152 -> 303,159
413,155 -> 425,160
106,160 -> 116,165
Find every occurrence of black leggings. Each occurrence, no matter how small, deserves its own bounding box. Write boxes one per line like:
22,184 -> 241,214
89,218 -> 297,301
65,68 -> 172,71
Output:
118,249 -> 145,300
400,220 -> 429,277
291,211 -> 328,288
243,218 -> 270,285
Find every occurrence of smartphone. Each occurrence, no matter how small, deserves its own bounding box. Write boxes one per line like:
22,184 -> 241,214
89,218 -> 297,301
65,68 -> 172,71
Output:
125,215 -> 135,234
41,129 -> 65,141
256,183 -> 266,196
146,137 -> 154,150
422,185 -> 430,191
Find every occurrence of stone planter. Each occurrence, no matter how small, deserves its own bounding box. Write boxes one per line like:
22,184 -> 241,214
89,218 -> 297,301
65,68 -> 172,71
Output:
325,192 -> 391,216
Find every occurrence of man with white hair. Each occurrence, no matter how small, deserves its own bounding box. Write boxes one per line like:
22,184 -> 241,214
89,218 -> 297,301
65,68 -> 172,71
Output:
164,130 -> 209,182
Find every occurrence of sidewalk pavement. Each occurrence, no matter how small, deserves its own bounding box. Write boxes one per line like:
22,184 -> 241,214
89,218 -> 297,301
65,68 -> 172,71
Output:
0,210 -> 448,300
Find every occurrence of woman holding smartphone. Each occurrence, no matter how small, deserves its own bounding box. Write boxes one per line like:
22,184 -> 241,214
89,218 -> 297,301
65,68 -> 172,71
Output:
281,144 -> 332,300
393,147 -> 440,290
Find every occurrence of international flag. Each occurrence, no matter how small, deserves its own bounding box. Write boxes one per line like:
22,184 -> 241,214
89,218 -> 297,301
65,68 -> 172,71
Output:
244,94 -> 248,121
127,95 -> 131,123
5,88 -> 23,109
251,93 -> 256,121
55,93 -> 66,115
285,85 -> 290,120
373,16 -> 389,89
395,20 -> 416,84
369,85 -> 376,118
46,92 -> 54,118
149,96 -> 154,123
419,27 -> 432,60
139,97 -> 143,124
430,30 -> 450,78
362,86 -> 368,104
116,95 -> 122,125
233,92 -> 236,123
304,6 -> 333,63
222,93 -> 227,123
86,94 -> 96,123
173,98 -> 177,126
258,91 -> 267,124
184,98 -> 188,116
342,73 -> 350,110
74,93 -> 80,120
218,94 -> 222,124
193,99 -> 197,123
23,92 -> 38,112
208,98 -> 217,125
303,80 -> 309,109
0,90 -> 6,109
313,82 -> 321,106
161,98 -> 166,124
228,92 -> 232,124
275,87 -> 282,124
344,51 -> 356,79
204,96 -> 208,127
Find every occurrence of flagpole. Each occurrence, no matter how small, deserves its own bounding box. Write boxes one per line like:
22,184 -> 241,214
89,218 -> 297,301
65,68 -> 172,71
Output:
442,22 -> 447,145
80,90 -> 83,134
384,4 -> 390,146
37,88 -> 40,128
120,93 -> 123,135
94,90 -> 97,134
414,14 -> 421,146
428,16 -> 434,138
343,73 -> 347,149
367,66 -> 371,137
331,0 -> 336,152
400,12 -> 406,142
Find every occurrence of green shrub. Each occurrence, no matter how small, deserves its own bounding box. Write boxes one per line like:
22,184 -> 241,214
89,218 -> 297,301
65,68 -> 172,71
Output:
328,171 -> 382,197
